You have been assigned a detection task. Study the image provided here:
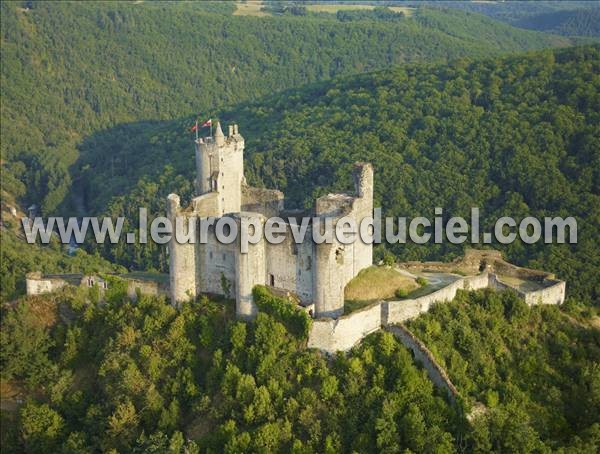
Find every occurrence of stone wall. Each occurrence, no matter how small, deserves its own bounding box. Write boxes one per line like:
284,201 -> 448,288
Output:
167,194 -> 198,304
400,249 -> 502,275
265,227 -> 314,304
126,279 -> 169,302
307,270 -> 564,354
307,301 -> 382,352
26,272 -> 71,295
312,163 -> 374,318
26,272 -> 169,302
399,249 -> 555,282
385,273 -> 491,325
199,227 -> 237,296
386,324 -> 459,403
524,280 -> 566,306
172,122 -> 374,316
242,185 -> 284,218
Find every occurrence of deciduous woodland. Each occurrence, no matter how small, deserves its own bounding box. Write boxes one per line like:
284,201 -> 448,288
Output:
1,2 -> 599,453
2,287 -> 599,452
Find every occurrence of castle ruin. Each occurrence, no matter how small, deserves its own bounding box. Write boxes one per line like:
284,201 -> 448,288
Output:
166,122 -> 373,319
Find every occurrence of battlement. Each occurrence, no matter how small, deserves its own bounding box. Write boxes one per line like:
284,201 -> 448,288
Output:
196,122 -> 243,147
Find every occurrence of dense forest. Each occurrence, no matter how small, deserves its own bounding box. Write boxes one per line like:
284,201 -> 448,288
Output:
0,1 -> 574,214
514,7 -> 600,38
429,1 -> 600,37
407,288 -> 600,452
77,45 -> 600,306
1,285 -> 598,452
2,4 -> 599,452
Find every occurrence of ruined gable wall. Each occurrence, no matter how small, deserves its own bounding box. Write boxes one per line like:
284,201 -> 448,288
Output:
241,185 -> 284,218
349,163 -> 374,276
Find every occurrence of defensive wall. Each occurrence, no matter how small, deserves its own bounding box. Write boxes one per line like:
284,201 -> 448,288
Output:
386,324 -> 459,404
307,270 -> 564,354
25,272 -> 169,301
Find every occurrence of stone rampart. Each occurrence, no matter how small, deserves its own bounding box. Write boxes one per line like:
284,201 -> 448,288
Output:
126,278 -> 169,302
524,279 -> 566,306
307,301 -> 382,352
386,324 -> 459,403
26,272 -> 71,295
385,273 -> 490,325
307,270 -> 563,354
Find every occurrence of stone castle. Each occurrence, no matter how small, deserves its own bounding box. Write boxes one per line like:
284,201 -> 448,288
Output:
22,123 -> 565,400
166,122 -> 373,319
24,121 -> 566,374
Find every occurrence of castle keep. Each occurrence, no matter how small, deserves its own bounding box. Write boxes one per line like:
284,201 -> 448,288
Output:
166,122 -> 374,319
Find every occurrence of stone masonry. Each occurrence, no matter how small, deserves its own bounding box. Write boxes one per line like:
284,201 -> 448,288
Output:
167,122 -> 374,319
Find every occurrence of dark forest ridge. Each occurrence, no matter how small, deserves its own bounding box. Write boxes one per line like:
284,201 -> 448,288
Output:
1,1 -> 574,213
71,45 -> 599,307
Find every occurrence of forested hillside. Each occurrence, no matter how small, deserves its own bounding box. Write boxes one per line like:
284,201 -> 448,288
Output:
435,1 -> 600,37
1,286 -> 598,452
0,1 -> 573,214
407,288 -> 600,452
515,7 -> 600,38
0,229 -> 123,302
79,45 -> 600,305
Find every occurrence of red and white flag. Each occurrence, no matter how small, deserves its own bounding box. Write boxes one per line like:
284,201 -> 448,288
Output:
190,122 -> 199,132
201,118 -> 212,128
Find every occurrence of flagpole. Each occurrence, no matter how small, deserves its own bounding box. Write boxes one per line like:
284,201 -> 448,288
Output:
210,121 -> 213,138
195,120 -> 198,141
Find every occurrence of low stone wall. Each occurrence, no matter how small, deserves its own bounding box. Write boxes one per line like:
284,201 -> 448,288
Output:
400,249 -> 503,275
492,259 -> 551,281
25,272 -> 169,302
385,273 -> 491,325
307,301 -> 382,352
25,272 -> 85,295
488,273 -> 512,292
126,279 -> 169,302
386,324 -> 459,403
26,274 -> 69,295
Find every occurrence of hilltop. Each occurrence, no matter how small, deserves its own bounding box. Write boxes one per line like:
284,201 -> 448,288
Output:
1,283 -> 598,452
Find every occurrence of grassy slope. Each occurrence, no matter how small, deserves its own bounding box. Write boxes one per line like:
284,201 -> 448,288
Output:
344,266 -> 418,303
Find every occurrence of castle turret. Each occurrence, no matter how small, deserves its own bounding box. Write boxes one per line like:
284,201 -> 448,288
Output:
167,194 -> 198,306
214,121 -> 225,146
194,122 -> 245,215
194,138 -> 212,195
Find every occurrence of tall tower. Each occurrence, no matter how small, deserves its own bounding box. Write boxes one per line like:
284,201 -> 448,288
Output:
194,122 -> 245,215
